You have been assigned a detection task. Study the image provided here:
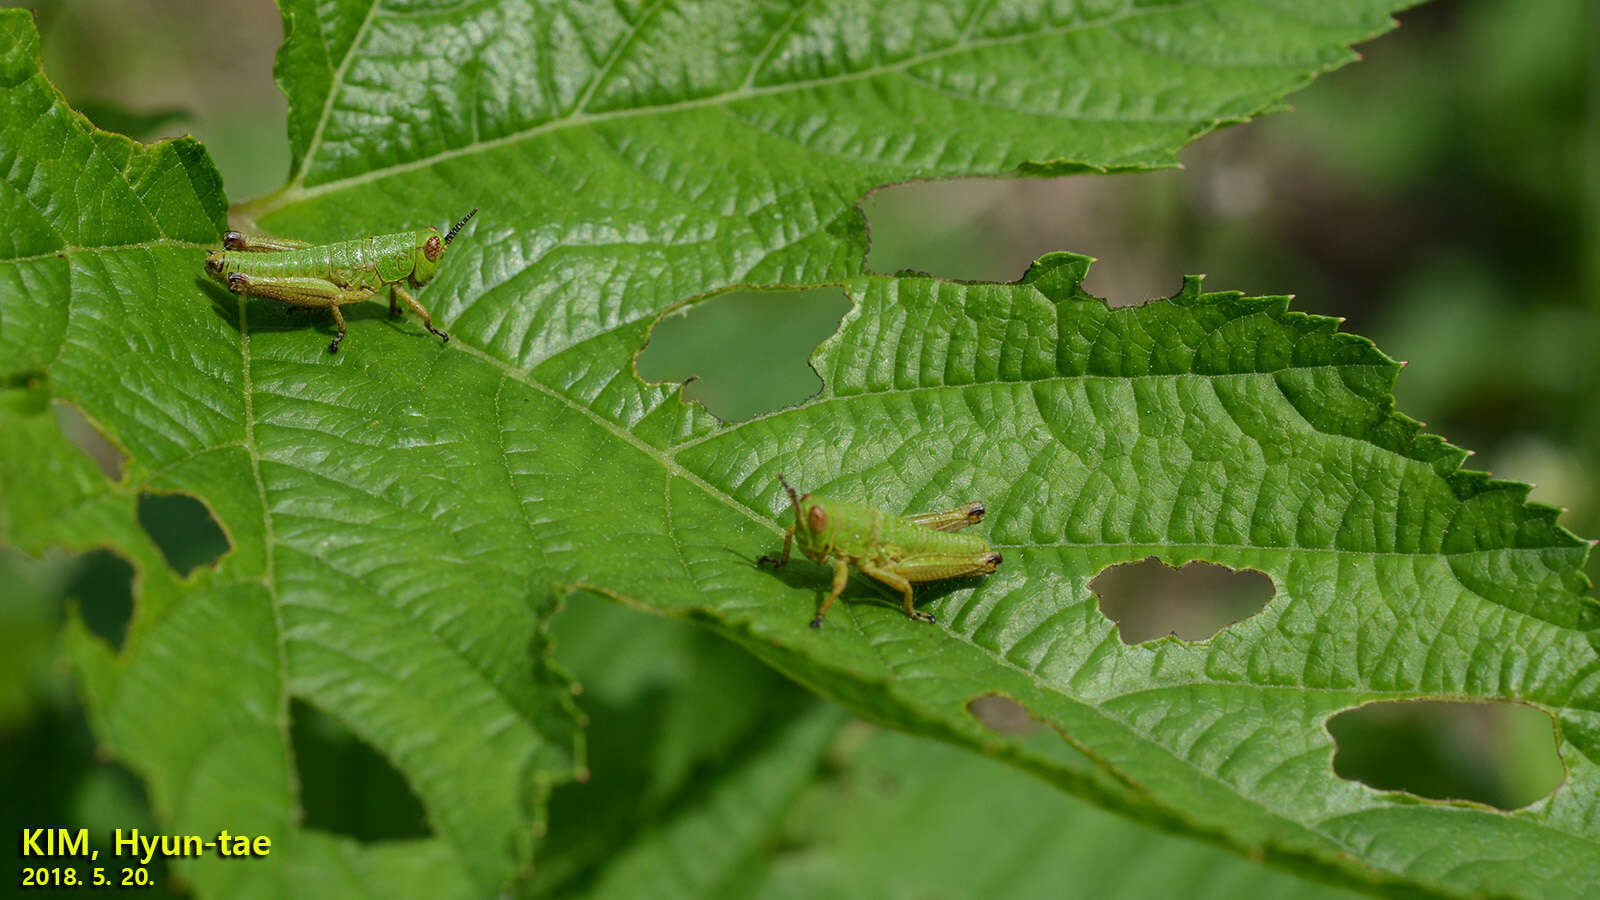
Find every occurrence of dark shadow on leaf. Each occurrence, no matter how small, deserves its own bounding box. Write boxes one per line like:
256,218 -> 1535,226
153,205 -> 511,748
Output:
198,276 -> 239,327
913,574 -> 991,606
750,554 -> 889,617
199,276 -> 414,343
747,547 -> 993,624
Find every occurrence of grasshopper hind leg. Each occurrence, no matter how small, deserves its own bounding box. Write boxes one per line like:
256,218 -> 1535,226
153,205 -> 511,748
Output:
223,231 -> 312,252
222,272 -> 370,353
905,502 -> 987,532
856,560 -> 936,624
328,306 -> 347,354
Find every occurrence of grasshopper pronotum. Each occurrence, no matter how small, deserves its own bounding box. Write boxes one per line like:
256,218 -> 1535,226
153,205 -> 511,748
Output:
758,475 -> 1003,628
204,209 -> 477,353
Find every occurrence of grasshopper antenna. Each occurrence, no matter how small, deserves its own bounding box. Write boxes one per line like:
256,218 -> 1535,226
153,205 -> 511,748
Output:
445,208 -> 478,245
777,473 -> 807,533
777,474 -> 804,516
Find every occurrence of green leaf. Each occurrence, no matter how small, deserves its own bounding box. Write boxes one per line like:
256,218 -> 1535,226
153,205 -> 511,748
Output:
536,594 -> 815,893
602,259 -> 1599,899
1,16 -> 582,895
542,603 -> 1366,900
539,599 -> 846,900
758,725 -> 1373,900
4,3 -> 1596,899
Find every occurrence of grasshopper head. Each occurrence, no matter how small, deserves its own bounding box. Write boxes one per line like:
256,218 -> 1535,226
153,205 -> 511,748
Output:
779,475 -> 834,561
410,208 -> 477,285
411,229 -> 444,284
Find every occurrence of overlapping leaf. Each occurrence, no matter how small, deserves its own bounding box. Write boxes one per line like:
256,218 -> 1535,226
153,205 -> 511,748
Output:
543,600 -> 1375,900
3,2 -> 1596,898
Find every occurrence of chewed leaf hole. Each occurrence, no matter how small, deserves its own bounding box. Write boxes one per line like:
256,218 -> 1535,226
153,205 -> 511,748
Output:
636,287 -> 850,422
54,401 -> 126,481
137,493 -> 229,576
290,699 -> 430,841
1328,700 -> 1563,810
65,549 -> 134,651
967,694 -> 1036,736
1090,557 -> 1274,644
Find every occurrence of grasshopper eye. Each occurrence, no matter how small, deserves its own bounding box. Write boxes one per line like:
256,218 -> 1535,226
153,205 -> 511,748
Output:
807,505 -> 828,533
423,235 -> 443,262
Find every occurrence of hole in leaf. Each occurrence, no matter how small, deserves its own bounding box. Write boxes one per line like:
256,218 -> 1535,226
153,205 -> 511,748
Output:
290,699 -> 430,841
636,287 -> 850,422
862,176 -> 1180,305
1090,557 -> 1274,644
53,401 -> 125,482
63,550 -> 134,651
966,694 -> 1036,736
72,101 -> 188,141
866,179 -> 1049,282
1328,700 -> 1563,809
137,493 -> 229,576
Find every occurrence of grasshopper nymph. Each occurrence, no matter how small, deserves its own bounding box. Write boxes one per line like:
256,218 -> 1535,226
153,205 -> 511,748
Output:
758,475 -> 1002,628
205,209 -> 477,353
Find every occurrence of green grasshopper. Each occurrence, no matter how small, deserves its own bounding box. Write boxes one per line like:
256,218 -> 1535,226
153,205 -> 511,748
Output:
758,475 -> 1003,628
204,209 -> 477,353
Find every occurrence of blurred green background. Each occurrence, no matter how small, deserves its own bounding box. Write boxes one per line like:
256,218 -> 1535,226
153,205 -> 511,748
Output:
3,0 -> 1593,891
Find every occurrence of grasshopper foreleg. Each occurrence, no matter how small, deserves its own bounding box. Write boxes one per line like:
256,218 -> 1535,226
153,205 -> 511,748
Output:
756,526 -> 795,569
810,560 -> 852,629
223,272 -> 375,353
391,285 -> 449,344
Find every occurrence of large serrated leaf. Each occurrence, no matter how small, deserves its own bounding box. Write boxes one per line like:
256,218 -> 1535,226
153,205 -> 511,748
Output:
588,257 -> 1599,898
544,601 -> 1374,900
3,2 -> 1595,898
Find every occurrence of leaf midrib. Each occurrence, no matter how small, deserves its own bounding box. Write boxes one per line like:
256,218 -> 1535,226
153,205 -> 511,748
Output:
291,0 -> 382,186
453,340 -> 781,534
235,288 -> 300,832
2,239 -> 212,266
